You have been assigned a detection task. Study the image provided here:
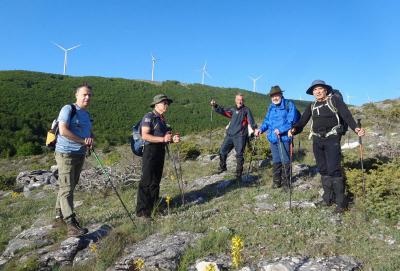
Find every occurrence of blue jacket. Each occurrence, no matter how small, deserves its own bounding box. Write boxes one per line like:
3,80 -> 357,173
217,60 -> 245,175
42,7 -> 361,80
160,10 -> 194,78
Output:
259,98 -> 300,143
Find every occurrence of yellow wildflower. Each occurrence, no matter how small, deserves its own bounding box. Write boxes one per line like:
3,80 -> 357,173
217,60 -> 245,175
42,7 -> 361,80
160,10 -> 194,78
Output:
231,235 -> 244,268
205,263 -> 217,271
89,243 -> 97,253
132,258 -> 145,270
165,196 -> 172,205
11,191 -> 21,199
166,195 -> 172,215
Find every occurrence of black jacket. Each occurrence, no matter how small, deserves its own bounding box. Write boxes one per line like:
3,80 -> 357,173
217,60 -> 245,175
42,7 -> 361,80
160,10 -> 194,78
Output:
293,95 -> 358,135
214,104 -> 256,137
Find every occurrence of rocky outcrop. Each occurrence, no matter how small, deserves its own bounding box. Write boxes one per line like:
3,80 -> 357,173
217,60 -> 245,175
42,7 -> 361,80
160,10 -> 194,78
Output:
110,232 -> 202,271
40,224 -> 112,268
1,223 -> 55,262
14,164 -> 141,193
16,170 -> 58,193
0,221 -> 111,270
257,255 -> 362,271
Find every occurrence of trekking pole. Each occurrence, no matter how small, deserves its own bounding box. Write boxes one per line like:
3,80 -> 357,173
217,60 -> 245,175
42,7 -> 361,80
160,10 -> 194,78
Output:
246,136 -> 255,183
289,137 -> 294,210
91,149 -> 136,227
277,136 -> 290,208
357,119 -> 366,197
166,144 -> 185,205
297,137 -> 301,159
209,100 -> 213,152
175,143 -> 186,190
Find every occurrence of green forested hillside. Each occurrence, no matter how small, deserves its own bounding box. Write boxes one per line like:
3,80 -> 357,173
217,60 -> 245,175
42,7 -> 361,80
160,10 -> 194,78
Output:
0,70 -> 308,157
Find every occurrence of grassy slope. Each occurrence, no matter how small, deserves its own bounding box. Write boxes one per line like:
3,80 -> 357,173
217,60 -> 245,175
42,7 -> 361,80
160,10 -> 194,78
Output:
0,130 -> 400,271
1,130 -> 399,270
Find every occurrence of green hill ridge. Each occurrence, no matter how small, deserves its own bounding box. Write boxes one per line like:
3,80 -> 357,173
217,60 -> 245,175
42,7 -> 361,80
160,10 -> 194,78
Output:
0,70 -> 308,157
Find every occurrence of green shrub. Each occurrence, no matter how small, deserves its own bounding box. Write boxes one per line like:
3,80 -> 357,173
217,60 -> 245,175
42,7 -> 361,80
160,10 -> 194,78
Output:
346,158 -> 400,221
176,141 -> 201,160
0,175 -> 15,190
16,142 -> 42,156
245,136 -> 271,161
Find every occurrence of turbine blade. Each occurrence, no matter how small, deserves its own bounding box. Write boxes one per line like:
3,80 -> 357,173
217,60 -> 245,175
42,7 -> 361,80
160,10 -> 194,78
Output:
67,44 -> 81,51
53,42 -> 66,51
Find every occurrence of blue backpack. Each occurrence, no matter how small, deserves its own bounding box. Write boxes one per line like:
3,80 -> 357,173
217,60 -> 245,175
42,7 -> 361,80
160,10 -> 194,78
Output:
130,120 -> 145,156
284,99 -> 301,125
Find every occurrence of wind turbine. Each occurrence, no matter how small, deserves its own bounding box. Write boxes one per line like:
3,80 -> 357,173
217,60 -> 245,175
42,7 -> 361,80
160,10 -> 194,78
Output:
151,54 -> 158,81
248,75 -> 262,92
200,61 -> 211,85
345,93 -> 356,104
53,42 -> 81,75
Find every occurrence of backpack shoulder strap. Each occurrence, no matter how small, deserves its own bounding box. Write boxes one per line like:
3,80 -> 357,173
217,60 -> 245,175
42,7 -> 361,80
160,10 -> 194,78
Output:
326,95 -> 338,113
309,102 -> 317,139
285,99 -> 291,112
68,103 -> 77,126
325,96 -> 341,127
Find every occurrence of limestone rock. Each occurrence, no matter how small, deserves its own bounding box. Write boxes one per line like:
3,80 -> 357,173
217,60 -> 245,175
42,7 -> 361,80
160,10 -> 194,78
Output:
40,224 -> 112,268
111,231 -> 202,270
1,224 -> 55,259
188,254 -> 232,271
196,261 -> 220,271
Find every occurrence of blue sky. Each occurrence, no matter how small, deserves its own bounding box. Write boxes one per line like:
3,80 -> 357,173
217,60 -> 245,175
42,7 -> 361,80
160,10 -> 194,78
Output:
0,0 -> 399,105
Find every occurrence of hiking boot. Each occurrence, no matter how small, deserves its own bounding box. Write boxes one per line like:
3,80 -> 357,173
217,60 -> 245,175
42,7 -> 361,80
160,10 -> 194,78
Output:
315,200 -> 333,207
333,206 -> 346,214
321,175 -> 334,204
54,209 -> 65,226
136,211 -> 153,223
235,175 -> 242,184
66,216 -> 88,237
332,177 -> 346,209
215,167 -> 227,174
272,163 -> 282,188
281,185 -> 290,193
271,182 -> 281,189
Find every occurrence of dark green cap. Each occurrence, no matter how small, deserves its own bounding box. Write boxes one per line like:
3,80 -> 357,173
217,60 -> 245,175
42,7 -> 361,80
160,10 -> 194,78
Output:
269,85 -> 283,97
150,94 -> 173,107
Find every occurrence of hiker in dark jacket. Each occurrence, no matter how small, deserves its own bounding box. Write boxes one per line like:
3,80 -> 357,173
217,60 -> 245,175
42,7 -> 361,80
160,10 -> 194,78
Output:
211,93 -> 257,182
255,86 -> 300,190
136,94 -> 180,219
288,80 -> 365,213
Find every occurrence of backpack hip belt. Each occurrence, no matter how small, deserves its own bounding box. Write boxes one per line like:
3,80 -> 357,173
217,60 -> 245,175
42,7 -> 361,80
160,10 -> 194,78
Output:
309,124 -> 342,139
309,96 -> 343,139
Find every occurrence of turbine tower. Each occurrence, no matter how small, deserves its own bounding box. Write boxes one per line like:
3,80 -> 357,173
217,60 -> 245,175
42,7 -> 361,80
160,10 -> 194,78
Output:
201,61 -> 211,85
248,75 -> 262,92
151,54 -> 158,81
53,42 -> 81,75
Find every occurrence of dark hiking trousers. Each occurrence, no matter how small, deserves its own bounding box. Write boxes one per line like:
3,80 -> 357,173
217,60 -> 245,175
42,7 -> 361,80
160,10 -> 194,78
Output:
312,135 -> 342,177
312,135 -> 345,208
219,135 -> 247,177
136,143 -> 165,216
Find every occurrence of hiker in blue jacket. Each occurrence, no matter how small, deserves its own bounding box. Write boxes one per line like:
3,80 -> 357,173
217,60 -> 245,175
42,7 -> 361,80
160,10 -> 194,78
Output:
255,86 -> 300,190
